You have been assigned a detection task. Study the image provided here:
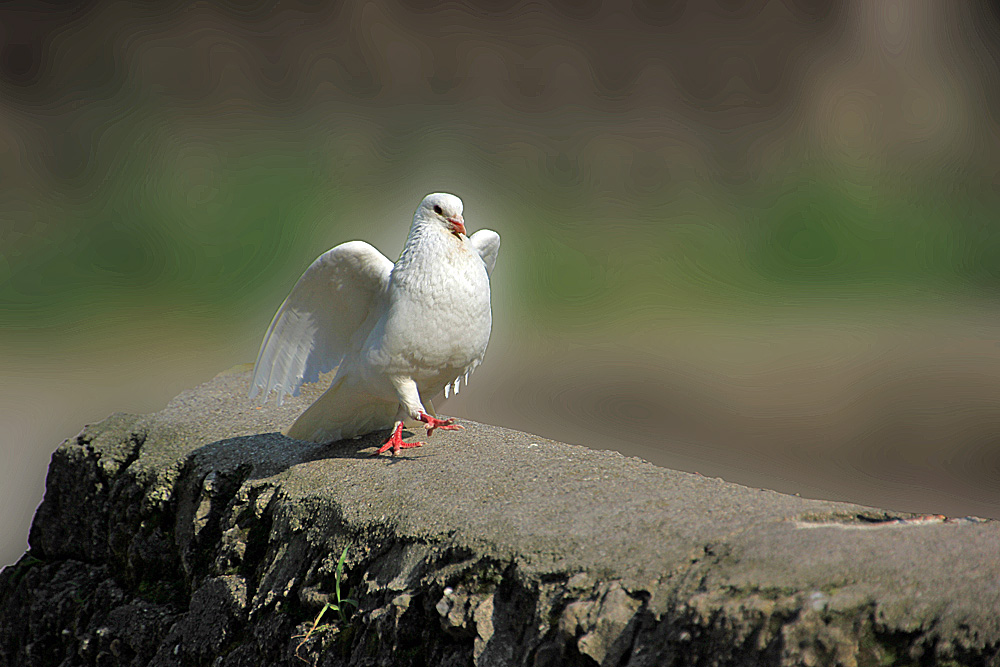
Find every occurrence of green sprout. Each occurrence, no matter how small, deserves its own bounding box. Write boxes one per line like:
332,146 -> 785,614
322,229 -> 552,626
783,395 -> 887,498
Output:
294,546 -> 358,663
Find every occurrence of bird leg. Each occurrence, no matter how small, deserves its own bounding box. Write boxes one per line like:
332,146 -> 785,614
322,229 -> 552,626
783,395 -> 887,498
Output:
390,377 -> 463,439
419,412 -> 464,436
373,422 -> 424,456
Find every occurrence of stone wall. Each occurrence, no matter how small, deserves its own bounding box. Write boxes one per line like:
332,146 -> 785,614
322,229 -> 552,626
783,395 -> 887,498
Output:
2,367 -> 998,666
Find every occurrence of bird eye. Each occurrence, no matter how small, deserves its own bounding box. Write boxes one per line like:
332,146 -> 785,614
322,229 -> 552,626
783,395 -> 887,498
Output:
434,205 -> 443,215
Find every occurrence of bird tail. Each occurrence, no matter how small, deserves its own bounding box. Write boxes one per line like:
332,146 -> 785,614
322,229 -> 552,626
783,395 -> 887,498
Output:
285,377 -> 397,443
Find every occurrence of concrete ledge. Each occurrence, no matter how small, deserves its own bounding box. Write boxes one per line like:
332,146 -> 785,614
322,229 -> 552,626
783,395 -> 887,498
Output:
1,366 -> 998,666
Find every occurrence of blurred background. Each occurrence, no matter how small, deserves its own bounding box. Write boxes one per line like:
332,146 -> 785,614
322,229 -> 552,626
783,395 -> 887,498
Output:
4,0 -> 1000,566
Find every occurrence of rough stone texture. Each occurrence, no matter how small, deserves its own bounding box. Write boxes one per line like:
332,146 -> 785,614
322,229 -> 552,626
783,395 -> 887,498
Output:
2,365 -> 999,666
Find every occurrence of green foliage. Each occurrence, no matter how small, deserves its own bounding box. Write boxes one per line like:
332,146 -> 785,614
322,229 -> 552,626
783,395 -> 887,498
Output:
324,545 -> 359,625
293,546 -> 358,663
5,113 -> 1000,341
1,129 -> 334,330
514,166 -> 1000,331
744,172 -> 1000,291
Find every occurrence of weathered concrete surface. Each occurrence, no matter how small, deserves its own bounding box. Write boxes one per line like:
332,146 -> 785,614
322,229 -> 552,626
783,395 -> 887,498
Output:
1,365 -> 998,666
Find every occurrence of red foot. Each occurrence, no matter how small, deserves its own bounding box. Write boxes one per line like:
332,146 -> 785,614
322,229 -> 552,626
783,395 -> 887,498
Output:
373,423 -> 424,456
418,412 -> 464,436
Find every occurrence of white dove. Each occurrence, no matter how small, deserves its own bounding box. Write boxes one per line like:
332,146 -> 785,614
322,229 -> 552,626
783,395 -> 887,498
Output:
249,193 -> 500,455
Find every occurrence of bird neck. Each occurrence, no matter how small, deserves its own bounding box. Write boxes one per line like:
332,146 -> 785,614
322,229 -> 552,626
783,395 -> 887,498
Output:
395,216 -> 451,274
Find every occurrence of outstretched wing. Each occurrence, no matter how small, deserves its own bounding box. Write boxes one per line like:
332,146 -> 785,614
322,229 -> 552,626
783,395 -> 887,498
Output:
470,229 -> 500,276
249,241 -> 393,405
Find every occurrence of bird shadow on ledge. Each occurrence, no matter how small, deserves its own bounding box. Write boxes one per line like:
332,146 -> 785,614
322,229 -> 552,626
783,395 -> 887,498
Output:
183,426 -> 431,488
311,428 -> 430,463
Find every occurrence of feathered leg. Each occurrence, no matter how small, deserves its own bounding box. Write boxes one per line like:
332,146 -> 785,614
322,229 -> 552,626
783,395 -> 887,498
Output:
391,376 -> 464,440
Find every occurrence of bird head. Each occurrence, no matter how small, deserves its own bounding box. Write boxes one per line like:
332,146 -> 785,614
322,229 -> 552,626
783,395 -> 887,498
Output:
418,193 -> 465,238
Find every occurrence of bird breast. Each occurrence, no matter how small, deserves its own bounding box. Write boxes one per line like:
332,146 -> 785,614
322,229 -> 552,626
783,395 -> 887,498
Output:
372,233 -> 492,377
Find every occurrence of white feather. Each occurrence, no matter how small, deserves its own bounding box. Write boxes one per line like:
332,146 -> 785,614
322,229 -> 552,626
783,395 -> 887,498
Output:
250,193 -> 500,443
249,241 -> 393,406
470,229 -> 500,276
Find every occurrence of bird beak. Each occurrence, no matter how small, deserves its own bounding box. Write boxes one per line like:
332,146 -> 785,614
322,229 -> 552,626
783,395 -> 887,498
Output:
448,215 -> 466,237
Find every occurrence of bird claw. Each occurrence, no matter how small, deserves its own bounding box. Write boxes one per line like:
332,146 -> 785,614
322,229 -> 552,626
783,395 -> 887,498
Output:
372,414 -> 463,455
418,413 -> 463,436
373,423 -> 424,456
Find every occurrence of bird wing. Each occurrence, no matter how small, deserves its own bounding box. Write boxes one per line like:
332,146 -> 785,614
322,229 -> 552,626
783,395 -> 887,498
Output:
470,229 -> 500,276
249,240 -> 393,405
